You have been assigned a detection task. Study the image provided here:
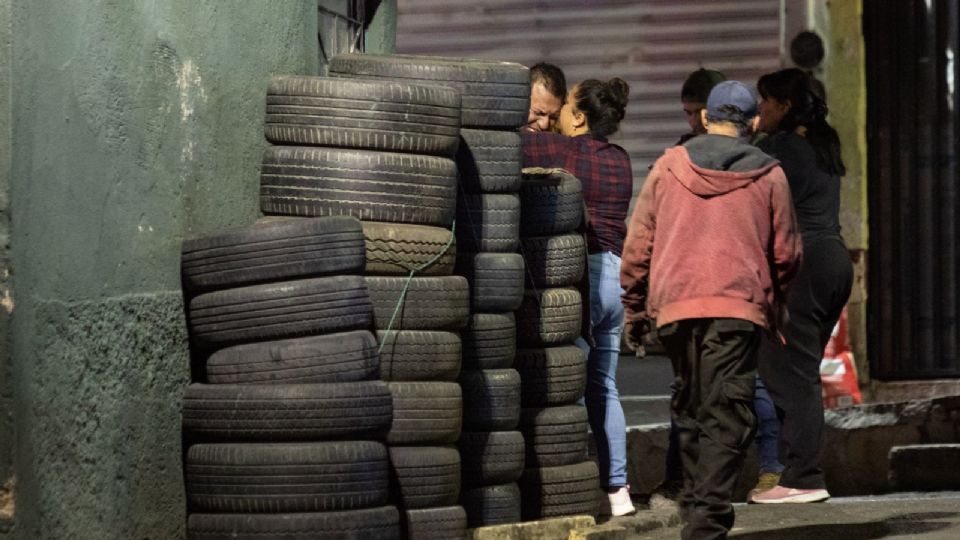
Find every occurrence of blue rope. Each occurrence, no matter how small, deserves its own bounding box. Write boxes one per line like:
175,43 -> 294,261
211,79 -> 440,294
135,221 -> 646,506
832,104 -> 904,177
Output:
377,219 -> 457,354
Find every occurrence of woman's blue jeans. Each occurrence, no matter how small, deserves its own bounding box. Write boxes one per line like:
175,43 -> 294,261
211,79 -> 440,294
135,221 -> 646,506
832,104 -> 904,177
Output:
575,251 -> 628,489
754,375 -> 784,474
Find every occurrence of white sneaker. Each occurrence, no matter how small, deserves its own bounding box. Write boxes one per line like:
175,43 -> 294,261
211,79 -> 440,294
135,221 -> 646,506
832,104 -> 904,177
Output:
608,485 -> 636,516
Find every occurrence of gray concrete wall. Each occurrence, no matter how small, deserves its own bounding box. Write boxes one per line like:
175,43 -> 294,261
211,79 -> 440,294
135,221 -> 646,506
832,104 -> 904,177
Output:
4,1 -> 319,538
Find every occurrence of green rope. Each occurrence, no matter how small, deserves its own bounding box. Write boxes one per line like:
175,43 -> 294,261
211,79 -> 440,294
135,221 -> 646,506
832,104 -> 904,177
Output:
377,219 -> 457,354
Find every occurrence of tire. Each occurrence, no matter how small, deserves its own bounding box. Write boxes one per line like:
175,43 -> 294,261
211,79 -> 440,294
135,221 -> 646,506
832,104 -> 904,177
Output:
377,330 -> 461,382
389,446 -> 461,509
404,506 -> 467,540
516,288 -> 582,346
366,276 -> 470,331
182,382 -> 392,442
327,53 -> 530,129
455,193 -> 520,253
520,234 -> 586,288
387,382 -> 463,445
187,507 -> 401,540
514,346 -> 588,407
261,146 -> 457,227
459,431 -> 525,486
185,441 -> 389,512
181,216 -> 365,294
457,129 -> 522,193
204,330 -> 378,384
461,313 -> 516,370
519,168 -> 584,236
460,483 -> 521,528
363,221 -> 456,276
459,369 -> 521,431
264,76 -> 460,157
455,252 -> 524,312
519,461 -> 600,520
519,406 -> 589,468
188,275 -> 372,350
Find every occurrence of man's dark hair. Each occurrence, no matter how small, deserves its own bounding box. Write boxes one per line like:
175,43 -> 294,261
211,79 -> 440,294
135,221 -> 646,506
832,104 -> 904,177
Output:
681,68 -> 727,103
706,105 -> 753,137
531,62 -> 567,102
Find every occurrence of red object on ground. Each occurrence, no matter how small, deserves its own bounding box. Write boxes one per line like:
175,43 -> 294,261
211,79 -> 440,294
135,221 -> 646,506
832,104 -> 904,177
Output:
820,307 -> 862,409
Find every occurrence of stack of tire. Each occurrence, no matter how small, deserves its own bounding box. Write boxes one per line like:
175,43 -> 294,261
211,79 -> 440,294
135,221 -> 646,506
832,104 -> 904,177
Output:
515,168 -> 601,520
326,53 -> 532,531
179,215 -> 400,539
258,71 -> 473,540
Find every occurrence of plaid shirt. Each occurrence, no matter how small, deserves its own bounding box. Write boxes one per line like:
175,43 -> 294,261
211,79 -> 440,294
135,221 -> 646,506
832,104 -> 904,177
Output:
521,132 -> 633,256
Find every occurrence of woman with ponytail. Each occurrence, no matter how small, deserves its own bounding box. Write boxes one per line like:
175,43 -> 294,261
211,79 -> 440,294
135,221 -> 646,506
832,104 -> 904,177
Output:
521,78 -> 635,516
749,68 -> 853,504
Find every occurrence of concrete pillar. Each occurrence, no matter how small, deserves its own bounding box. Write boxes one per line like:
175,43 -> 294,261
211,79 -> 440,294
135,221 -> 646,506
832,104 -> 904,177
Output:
4,2 -> 317,538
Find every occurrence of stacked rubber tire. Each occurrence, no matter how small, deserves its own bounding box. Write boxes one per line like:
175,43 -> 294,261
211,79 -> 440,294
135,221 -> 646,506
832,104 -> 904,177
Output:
180,215 -> 400,539
515,168 -> 601,520
327,53 -> 532,532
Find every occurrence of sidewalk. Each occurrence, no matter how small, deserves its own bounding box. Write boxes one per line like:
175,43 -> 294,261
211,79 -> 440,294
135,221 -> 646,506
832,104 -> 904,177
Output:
623,492 -> 960,539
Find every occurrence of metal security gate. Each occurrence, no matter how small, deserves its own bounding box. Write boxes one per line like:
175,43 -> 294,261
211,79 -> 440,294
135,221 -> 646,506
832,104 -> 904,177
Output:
395,0 -> 784,194
865,0 -> 960,379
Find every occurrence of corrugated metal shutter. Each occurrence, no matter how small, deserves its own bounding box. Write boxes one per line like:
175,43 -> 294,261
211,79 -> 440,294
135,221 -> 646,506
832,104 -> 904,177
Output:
396,0 -> 784,192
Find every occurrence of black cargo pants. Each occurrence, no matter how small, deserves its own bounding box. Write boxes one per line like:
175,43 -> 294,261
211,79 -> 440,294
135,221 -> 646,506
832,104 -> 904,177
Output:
658,318 -> 761,540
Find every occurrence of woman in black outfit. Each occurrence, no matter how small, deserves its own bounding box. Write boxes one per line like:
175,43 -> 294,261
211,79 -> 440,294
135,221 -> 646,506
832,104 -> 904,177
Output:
749,68 -> 853,504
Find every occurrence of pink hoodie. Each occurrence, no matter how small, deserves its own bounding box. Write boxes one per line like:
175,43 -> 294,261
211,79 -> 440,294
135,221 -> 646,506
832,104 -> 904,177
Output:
621,135 -> 802,331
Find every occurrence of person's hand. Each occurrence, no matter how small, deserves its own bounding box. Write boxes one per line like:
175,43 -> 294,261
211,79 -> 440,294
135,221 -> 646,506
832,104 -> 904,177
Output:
624,319 -> 652,358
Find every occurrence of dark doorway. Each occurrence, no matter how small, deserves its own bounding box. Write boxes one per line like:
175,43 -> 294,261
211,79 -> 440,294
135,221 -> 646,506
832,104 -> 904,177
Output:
864,0 -> 960,379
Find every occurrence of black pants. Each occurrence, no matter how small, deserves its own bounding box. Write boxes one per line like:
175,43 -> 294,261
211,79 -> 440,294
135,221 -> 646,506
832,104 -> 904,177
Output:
660,318 -> 760,540
759,236 -> 853,490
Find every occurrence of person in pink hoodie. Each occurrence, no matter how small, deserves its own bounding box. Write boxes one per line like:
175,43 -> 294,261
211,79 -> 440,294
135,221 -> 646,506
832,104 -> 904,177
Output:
620,81 -> 802,540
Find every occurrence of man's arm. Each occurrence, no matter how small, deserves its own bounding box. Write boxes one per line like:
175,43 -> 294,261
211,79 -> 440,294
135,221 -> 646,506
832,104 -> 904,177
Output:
620,162 -> 661,324
769,167 -> 803,299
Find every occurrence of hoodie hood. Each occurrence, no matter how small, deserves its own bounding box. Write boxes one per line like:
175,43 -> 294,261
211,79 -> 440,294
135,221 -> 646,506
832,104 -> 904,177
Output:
665,134 -> 779,197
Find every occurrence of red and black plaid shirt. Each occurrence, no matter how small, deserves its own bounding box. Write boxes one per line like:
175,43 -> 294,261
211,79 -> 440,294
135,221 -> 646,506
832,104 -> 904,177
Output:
521,132 -> 633,256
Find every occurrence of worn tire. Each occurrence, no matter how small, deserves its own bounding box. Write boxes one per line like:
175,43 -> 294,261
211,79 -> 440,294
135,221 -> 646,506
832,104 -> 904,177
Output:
188,275 -> 372,350
461,313 -> 516,370
404,506 -> 467,540
514,346 -> 588,407
261,146 -> 457,226
187,507 -> 401,540
204,330 -> 378,384
519,461 -> 600,520
519,168 -> 584,236
520,234 -> 586,288
264,76 -> 460,156
389,446 -> 461,509
519,406 -> 589,468
377,330 -> 461,382
328,53 -> 529,129
363,221 -> 456,276
516,288 -> 582,346
457,129 -> 522,193
182,382 -> 392,442
181,216 -> 365,294
455,252 -> 524,312
387,382 -> 462,445
459,369 -> 521,431
455,193 -> 520,253
185,441 -> 389,513
459,431 -> 525,486
366,276 -> 470,331
460,483 -> 522,528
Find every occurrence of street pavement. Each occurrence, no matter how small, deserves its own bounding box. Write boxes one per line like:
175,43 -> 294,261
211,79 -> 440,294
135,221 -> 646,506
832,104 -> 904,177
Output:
608,492 -> 960,539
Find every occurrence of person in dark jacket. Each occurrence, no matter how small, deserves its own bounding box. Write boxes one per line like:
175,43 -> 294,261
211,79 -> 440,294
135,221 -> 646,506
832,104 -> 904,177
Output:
621,81 -> 802,539
748,68 -> 853,505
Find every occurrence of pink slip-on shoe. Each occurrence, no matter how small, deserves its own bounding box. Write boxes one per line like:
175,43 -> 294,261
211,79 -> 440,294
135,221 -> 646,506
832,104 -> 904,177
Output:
749,485 -> 830,504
